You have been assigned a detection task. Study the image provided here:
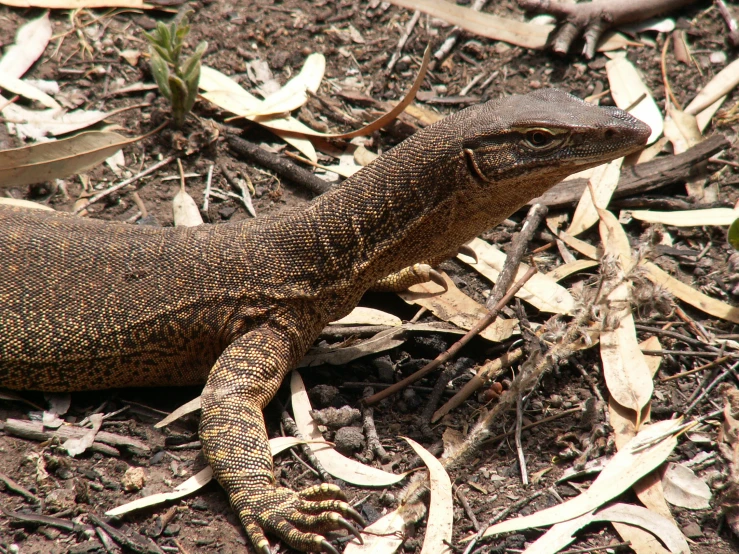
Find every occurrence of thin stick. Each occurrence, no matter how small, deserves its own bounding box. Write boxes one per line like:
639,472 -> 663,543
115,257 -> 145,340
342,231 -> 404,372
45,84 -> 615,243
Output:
74,155 -> 177,214
203,163 -> 214,212
387,10 -> 421,72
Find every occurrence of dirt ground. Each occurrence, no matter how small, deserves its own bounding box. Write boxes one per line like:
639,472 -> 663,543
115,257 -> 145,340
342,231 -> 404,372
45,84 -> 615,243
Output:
1,1 -> 739,553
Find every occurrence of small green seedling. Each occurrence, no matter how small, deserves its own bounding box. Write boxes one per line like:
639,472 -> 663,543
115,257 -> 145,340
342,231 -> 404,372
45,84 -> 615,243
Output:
144,14 -> 207,129
729,218 -> 739,252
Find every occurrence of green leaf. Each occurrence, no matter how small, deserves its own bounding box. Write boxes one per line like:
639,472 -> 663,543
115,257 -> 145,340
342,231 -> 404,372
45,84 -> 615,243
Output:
729,218 -> 739,251
180,41 -> 207,81
150,51 -> 172,100
169,75 -> 188,128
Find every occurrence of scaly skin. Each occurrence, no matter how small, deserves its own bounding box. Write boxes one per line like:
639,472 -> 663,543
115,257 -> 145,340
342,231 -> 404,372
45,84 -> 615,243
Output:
0,89 -> 650,552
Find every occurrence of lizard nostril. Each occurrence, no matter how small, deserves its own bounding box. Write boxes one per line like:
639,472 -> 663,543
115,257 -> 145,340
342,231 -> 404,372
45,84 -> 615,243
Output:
604,129 -> 617,140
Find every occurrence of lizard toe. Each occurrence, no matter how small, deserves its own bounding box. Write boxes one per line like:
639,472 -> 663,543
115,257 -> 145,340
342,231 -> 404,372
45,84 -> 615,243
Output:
298,483 -> 347,502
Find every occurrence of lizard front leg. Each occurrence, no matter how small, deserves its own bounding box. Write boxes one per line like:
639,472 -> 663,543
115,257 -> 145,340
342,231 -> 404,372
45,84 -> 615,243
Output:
371,245 -> 477,292
199,326 -> 364,553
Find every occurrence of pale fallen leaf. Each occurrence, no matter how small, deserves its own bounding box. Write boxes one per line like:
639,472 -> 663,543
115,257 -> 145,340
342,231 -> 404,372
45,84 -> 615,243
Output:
106,436 -> 329,518
612,523 -> 672,554
3,102 -> 125,139
0,198 -> 54,210
291,372 -> 407,486
172,180 -> 203,227
523,503 -> 688,554
242,53 -> 325,117
155,397 -> 201,428
200,46 -> 430,157
0,12 -> 51,79
685,57 -> 739,115
0,131 -> 139,187
345,509 -> 406,553
606,56 -> 663,144
330,307 -> 402,327
663,109 -> 702,154
199,66 -> 317,162
567,158 -> 625,236
403,438 -> 452,554
399,271 -> 518,342
458,238 -> 574,314
598,208 -> 652,420
643,262 -> 739,324
545,259 -> 599,282
106,467 -> 213,517
662,462 -> 711,510
480,419 -> 681,537
299,328 -> 406,367
0,73 -> 60,110
627,207 -> 739,227
64,413 -> 103,457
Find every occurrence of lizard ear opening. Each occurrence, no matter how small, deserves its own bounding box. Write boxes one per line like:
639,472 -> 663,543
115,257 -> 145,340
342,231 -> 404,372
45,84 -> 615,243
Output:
463,148 -> 491,183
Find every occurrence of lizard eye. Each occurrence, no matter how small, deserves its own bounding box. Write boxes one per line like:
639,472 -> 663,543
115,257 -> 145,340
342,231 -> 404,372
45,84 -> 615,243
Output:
524,129 -> 554,149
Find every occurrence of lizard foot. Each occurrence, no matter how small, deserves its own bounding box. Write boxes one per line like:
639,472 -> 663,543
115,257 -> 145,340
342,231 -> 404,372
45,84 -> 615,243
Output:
371,263 -> 447,292
239,483 -> 366,553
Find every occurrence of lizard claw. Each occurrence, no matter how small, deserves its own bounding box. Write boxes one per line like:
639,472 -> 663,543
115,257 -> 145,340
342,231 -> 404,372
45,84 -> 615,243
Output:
335,516 -> 364,544
428,268 -> 448,291
320,539 -> 341,554
458,244 -> 478,263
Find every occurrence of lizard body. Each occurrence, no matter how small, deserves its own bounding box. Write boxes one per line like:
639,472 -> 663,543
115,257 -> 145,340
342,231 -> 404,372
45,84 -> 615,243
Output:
0,89 -> 650,553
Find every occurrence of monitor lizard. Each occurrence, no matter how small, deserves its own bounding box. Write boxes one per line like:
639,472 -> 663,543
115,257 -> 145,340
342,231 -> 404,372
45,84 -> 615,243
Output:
0,89 -> 650,553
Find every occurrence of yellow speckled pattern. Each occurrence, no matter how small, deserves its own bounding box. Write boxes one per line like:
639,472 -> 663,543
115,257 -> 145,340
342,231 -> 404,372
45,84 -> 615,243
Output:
0,90 -> 650,552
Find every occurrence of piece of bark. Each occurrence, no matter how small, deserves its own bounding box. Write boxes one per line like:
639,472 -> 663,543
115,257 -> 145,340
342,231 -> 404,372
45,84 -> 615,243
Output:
227,135 -> 333,195
4,418 -> 149,455
531,134 -> 729,209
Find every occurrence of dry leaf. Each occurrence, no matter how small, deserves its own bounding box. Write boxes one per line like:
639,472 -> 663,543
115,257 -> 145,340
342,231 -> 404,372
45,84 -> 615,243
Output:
480,419 -> 681,538
643,262 -> 739,324
627,207 -> 739,227
291,371 -> 407,487
403,438 -> 453,554
663,109 -> 702,154
0,12 -> 51,79
0,131 -> 137,187
104,436 -> 309,518
685,57 -> 739,115
155,397 -> 201,428
545,259 -> 599,282
458,238 -> 574,314
345,509 -> 406,553
299,328 -> 406,367
242,53 -> 325,117
0,198 -> 54,210
199,66 -> 317,161
64,413 -> 103,457
598,208 -> 652,419
662,462 -> 711,510
330,307 -> 402,326
0,73 -> 60,110
523,503 -> 688,554
172,181 -> 203,227
606,56 -> 663,144
399,271 -> 518,342
567,158 -> 625,236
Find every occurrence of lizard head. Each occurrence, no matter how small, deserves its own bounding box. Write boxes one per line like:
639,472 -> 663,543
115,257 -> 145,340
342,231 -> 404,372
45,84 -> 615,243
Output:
461,88 -> 651,187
